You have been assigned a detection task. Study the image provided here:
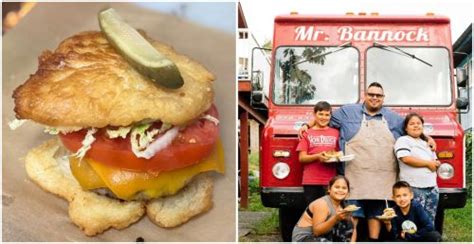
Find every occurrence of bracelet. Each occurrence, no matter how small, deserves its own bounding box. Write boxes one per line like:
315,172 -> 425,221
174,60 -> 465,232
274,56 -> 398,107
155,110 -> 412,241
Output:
302,123 -> 310,128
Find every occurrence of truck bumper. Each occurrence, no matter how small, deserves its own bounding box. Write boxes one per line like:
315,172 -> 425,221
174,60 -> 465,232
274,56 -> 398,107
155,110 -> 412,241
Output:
261,187 -> 467,209
438,187 -> 467,209
261,187 -> 305,208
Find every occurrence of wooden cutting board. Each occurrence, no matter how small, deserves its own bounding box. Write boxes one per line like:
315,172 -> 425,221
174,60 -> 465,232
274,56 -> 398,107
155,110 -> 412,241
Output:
2,2 -> 236,241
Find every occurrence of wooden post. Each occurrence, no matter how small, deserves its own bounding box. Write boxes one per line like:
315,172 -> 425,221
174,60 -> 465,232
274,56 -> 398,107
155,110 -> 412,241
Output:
239,111 -> 249,209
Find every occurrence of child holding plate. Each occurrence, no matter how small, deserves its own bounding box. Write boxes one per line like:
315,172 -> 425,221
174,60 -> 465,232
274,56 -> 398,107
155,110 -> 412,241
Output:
292,175 -> 356,242
297,101 -> 341,205
382,181 -> 441,242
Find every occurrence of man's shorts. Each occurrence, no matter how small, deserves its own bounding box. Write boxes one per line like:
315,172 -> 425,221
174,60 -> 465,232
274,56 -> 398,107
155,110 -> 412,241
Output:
345,199 -> 393,219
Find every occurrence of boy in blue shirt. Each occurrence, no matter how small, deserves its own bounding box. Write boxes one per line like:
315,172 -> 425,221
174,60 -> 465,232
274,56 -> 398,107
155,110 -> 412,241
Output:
382,181 -> 441,242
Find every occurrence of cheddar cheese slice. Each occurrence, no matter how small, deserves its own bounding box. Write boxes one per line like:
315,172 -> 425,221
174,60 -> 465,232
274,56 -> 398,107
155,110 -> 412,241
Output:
69,140 -> 224,200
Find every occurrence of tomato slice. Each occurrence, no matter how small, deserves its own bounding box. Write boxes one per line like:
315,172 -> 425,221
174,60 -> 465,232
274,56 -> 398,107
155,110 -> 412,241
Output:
59,105 -> 219,172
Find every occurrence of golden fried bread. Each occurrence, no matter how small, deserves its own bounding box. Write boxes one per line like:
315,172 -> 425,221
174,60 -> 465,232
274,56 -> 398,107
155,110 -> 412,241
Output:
69,191 -> 145,236
147,173 -> 213,228
25,139 -> 215,235
25,139 -> 145,236
343,204 -> 359,212
14,31 -> 214,128
324,150 -> 343,158
382,208 -> 396,217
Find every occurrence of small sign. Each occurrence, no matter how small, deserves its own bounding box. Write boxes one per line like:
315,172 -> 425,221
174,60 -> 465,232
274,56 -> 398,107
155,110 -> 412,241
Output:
424,123 -> 434,135
294,121 -> 305,130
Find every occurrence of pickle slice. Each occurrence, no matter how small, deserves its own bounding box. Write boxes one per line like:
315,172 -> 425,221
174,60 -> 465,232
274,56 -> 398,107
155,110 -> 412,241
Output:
99,8 -> 184,89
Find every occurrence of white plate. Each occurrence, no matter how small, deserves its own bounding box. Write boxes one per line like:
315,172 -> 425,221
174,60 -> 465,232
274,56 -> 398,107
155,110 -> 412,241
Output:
339,154 -> 355,162
343,206 -> 361,212
325,157 -> 338,163
325,154 -> 355,162
376,215 -> 397,220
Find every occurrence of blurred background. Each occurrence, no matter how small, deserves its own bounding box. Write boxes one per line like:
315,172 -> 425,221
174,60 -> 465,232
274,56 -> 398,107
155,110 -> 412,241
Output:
3,2 -> 235,34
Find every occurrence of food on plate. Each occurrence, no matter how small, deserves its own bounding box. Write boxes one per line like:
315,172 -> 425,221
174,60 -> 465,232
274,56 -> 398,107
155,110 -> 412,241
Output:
323,150 -> 343,158
338,154 -> 356,162
343,204 -> 360,212
382,207 -> 396,217
12,8 -> 224,236
376,207 -> 397,220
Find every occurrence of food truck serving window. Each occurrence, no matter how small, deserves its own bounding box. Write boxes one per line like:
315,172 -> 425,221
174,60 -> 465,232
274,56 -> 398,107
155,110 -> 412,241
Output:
273,46 -> 359,105
367,47 -> 452,106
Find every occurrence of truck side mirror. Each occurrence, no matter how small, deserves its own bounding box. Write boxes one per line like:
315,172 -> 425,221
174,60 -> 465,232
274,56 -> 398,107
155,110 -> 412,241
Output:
251,70 -> 264,105
456,68 -> 468,87
250,47 -> 271,107
456,97 -> 469,110
252,90 -> 264,104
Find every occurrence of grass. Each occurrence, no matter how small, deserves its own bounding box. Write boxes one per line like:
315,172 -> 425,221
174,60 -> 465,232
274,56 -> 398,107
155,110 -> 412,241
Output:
243,156 -> 279,236
443,198 -> 472,242
253,209 -> 279,234
249,152 -> 259,172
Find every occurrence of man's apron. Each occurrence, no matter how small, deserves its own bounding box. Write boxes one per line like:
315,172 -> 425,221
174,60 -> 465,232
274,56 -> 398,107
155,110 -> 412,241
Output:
345,114 -> 397,200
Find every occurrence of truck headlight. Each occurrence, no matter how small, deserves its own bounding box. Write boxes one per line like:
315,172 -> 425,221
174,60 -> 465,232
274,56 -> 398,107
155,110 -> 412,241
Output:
437,163 -> 454,179
272,162 -> 290,179
273,150 -> 290,158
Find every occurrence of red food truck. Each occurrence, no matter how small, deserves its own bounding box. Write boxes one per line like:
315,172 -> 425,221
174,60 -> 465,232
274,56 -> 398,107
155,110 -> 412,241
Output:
251,13 -> 469,241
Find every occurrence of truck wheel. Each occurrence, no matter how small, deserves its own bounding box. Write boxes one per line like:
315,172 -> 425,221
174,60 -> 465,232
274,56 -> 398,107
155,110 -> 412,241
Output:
435,206 -> 445,235
279,207 -> 304,242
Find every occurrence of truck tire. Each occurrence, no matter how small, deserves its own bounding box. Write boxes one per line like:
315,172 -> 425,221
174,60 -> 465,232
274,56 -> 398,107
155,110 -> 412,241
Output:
435,206 -> 445,235
279,207 -> 304,242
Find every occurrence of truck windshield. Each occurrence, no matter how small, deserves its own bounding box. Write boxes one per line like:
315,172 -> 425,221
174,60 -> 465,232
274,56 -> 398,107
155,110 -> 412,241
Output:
273,46 -> 359,105
367,47 -> 452,106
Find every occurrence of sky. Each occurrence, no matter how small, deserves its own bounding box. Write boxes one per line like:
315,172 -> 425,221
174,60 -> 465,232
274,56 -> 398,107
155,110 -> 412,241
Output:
240,0 -> 473,45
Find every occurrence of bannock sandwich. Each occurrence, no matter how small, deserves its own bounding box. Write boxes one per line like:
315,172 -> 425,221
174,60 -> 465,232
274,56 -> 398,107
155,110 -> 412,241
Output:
11,8 -> 224,236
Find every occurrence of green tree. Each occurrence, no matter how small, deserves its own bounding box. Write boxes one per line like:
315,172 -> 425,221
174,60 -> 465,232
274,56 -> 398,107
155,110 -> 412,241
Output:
262,39 -> 272,51
280,47 -> 326,104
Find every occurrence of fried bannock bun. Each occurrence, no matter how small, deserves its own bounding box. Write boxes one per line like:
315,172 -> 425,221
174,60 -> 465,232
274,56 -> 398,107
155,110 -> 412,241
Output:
382,207 -> 396,217
13,31 -> 214,128
343,204 -> 360,212
26,139 -> 214,236
324,150 -> 343,158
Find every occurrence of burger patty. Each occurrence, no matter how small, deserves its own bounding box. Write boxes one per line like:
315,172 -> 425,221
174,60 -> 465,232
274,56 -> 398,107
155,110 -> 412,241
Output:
13,31 -> 215,128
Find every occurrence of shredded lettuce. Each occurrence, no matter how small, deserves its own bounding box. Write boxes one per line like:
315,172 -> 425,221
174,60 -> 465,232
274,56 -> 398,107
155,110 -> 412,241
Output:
44,126 -> 82,135
106,126 -> 132,139
133,126 -> 179,159
8,119 -> 27,130
130,123 -> 152,155
159,123 -> 172,133
44,127 -> 59,135
71,128 -> 98,160
130,122 -> 174,158
202,114 -> 219,125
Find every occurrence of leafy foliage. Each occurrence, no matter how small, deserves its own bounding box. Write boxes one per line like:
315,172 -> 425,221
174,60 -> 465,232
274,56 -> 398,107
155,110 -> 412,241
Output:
279,47 -> 327,104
